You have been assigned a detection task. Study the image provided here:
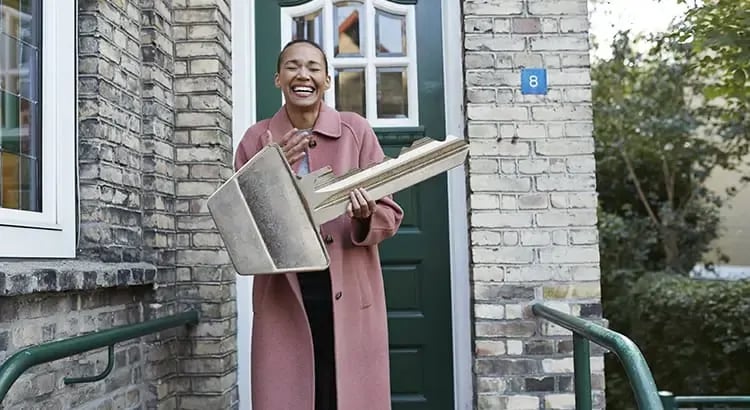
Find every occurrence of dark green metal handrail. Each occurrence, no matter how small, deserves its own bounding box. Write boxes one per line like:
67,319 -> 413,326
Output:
660,391 -> 750,409
532,303 -> 664,410
0,310 -> 199,404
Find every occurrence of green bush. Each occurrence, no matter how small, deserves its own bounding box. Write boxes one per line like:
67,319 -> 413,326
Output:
604,273 -> 750,409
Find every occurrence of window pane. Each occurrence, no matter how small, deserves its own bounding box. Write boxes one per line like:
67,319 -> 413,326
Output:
292,9 -> 323,46
334,1 -> 363,57
0,0 -> 40,212
377,67 -> 408,118
376,9 -> 406,57
335,68 -> 365,116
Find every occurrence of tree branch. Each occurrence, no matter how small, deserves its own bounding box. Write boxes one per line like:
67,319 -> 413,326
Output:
620,147 -> 662,226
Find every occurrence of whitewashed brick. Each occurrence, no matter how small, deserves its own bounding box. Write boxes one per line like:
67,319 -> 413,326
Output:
507,395 -> 540,409
475,304 -> 506,319
566,121 -> 594,136
470,158 -> 499,173
518,159 -> 548,174
518,193 -> 548,209
501,195 -> 517,210
565,87 -> 593,102
472,212 -> 533,228
560,16 -> 589,32
530,35 -> 589,51
549,69 -> 592,86
473,265 -> 505,282
552,230 -> 568,245
476,340 -> 506,356
541,17 -> 559,32
505,304 -> 524,319
493,18 -> 511,33
472,231 -> 503,246
466,18 -> 493,33
542,357 -> 574,373
467,88 -> 497,103
464,0 -> 524,15
532,105 -> 592,121
465,35 -> 526,51
513,52 -> 544,68
545,394 -> 576,409
473,247 -> 535,263
569,265 -> 601,280
528,0 -> 587,15
568,192 -> 599,208
468,104 -> 529,121
472,194 -> 500,209
520,231 -> 551,246
471,140 -> 531,156
536,210 -> 597,227
539,246 -> 600,263
471,175 -> 532,192
500,159 -> 517,174
503,231 -> 519,245
567,156 -> 596,173
469,123 -> 500,138
536,139 -> 594,156
571,229 -> 598,245
536,175 -> 596,191
507,340 -> 523,355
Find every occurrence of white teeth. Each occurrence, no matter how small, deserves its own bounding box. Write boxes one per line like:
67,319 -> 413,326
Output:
293,86 -> 314,93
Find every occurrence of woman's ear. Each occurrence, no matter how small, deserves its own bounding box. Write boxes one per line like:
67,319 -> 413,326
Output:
323,74 -> 331,91
274,73 -> 281,89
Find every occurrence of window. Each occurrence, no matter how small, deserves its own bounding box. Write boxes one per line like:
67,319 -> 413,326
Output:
0,0 -> 76,258
281,0 -> 418,127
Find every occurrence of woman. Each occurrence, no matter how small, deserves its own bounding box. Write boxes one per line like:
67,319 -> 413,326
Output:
234,39 -> 404,410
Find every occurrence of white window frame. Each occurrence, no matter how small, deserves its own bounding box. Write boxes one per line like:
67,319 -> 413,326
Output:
280,0 -> 419,128
0,0 -> 77,258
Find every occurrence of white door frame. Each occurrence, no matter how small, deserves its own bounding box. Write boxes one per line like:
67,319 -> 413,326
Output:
230,1 -> 471,409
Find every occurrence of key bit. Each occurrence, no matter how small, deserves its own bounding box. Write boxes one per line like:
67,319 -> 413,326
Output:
207,135 -> 469,276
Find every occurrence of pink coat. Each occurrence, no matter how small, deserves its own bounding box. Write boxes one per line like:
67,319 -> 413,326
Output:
234,103 -> 404,410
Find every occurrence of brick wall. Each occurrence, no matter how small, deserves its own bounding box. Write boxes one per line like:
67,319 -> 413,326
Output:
463,0 -> 604,408
0,285 -> 153,409
0,0 -> 237,409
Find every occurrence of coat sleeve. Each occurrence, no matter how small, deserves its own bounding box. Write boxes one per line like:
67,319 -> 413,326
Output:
350,124 -> 404,247
234,126 -> 268,172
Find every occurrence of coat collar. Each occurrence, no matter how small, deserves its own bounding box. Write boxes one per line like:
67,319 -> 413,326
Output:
268,101 -> 342,139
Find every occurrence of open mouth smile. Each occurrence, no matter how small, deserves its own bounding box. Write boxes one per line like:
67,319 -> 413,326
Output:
291,85 -> 316,98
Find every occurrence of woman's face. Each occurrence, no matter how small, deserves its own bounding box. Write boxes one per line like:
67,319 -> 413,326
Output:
275,43 -> 330,109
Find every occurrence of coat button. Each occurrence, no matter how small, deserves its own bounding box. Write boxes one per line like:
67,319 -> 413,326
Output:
308,138 -> 317,148
324,234 -> 334,244
335,291 -> 342,300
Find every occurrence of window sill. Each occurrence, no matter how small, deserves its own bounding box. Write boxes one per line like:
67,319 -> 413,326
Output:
0,260 -> 157,297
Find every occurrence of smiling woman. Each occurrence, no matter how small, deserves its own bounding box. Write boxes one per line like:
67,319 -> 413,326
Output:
233,38 -> 404,410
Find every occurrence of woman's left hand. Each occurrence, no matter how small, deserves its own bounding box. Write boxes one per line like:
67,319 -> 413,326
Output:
347,188 -> 376,219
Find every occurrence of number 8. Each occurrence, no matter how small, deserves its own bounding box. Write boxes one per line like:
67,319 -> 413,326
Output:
529,75 -> 538,88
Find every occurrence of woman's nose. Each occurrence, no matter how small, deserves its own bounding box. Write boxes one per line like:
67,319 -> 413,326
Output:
296,68 -> 311,79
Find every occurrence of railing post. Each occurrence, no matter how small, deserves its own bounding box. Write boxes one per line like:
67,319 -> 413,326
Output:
659,391 -> 677,410
573,333 -> 593,410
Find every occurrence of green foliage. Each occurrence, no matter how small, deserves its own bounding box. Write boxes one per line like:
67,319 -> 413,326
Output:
593,31 -> 730,273
675,0 -> 750,110
603,273 -> 750,410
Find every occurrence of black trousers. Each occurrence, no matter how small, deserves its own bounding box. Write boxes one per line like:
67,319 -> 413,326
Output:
298,270 -> 337,410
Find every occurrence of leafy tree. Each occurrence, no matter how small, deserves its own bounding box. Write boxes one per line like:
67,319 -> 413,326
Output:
594,31 -> 733,274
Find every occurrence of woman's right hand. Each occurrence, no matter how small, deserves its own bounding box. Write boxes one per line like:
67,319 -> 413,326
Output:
264,128 -> 310,165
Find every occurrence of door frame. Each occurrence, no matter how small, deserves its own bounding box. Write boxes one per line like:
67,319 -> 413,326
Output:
230,1 -> 472,409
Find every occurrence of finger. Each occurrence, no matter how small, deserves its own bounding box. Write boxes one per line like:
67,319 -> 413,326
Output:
286,135 -> 309,155
353,188 -> 369,215
279,128 -> 299,144
288,152 -> 305,165
349,191 -> 361,216
346,201 -> 354,218
360,188 -> 377,211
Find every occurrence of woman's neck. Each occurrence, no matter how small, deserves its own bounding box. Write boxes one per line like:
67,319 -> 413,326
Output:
285,103 -> 320,130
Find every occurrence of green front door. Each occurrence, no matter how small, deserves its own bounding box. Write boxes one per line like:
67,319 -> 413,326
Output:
255,1 -> 454,408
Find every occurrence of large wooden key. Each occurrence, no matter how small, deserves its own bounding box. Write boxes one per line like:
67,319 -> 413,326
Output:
207,136 -> 469,276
